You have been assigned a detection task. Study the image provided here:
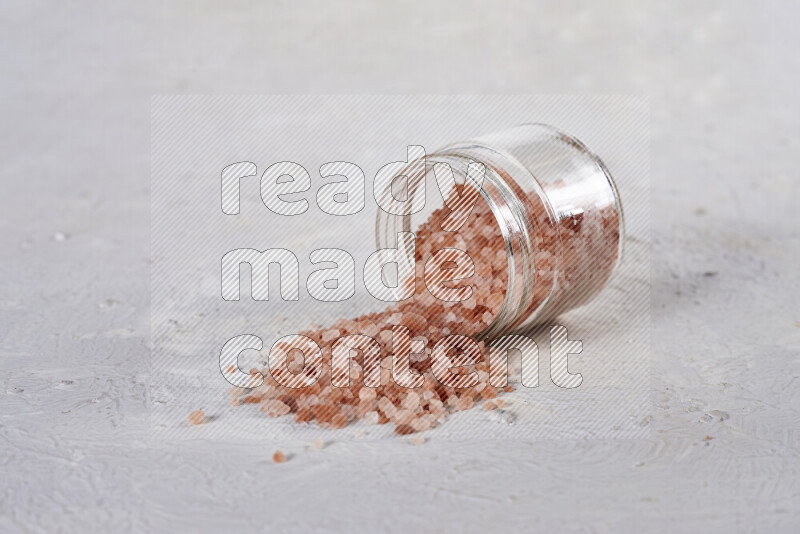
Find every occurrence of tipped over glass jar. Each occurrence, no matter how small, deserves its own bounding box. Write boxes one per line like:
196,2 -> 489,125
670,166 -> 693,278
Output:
375,123 -> 624,339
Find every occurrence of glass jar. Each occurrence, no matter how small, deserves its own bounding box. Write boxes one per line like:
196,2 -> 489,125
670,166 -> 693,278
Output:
375,123 -> 624,339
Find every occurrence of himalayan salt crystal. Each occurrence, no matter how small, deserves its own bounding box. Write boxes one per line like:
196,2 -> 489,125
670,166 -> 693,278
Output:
188,410 -> 205,425
402,391 -> 420,410
359,387 -> 377,402
419,291 -> 436,307
484,400 -> 497,411
356,399 -> 375,416
295,408 -> 313,423
410,350 -> 427,363
395,424 -> 415,435
428,398 -> 444,412
379,367 -> 392,385
311,437 -> 326,450
402,312 -> 427,333
377,397 -> 397,417
272,450 -> 287,464
482,311 -> 494,324
321,329 -> 340,343
455,396 -> 474,411
361,321 -> 379,337
485,293 -> 504,313
364,411 -> 380,425
261,399 -> 291,417
331,412 -> 347,429
394,409 -> 415,425
480,387 -> 497,400
445,311 -> 457,323
410,435 -> 426,445
496,399 -> 506,408
411,414 -> 436,432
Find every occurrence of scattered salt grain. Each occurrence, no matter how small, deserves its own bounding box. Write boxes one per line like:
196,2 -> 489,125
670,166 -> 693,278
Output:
188,410 -> 205,425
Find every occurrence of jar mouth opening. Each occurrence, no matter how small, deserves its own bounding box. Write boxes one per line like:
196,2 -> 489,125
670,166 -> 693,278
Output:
373,152 -> 542,340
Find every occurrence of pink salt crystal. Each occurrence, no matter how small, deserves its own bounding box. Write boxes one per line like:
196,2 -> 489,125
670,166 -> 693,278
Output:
321,329 -> 340,343
496,399 -> 506,408
362,321 -> 379,337
486,293 -> 504,312
262,399 -> 291,417
395,424 -> 414,435
331,412 -> 347,428
188,410 -> 205,425
409,435 -> 426,445
377,397 -> 396,417
410,351 -> 427,363
419,292 -> 436,307
455,396 -> 474,411
311,437 -> 325,450
445,312 -> 457,323
482,311 -> 494,324
359,387 -> 377,401
411,414 -> 436,432
272,450 -> 287,464
484,401 -> 497,411
364,411 -> 380,425
402,391 -> 420,410
403,312 -> 427,332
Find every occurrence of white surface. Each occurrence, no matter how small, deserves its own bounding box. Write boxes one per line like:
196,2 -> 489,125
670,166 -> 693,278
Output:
1,1 -> 799,532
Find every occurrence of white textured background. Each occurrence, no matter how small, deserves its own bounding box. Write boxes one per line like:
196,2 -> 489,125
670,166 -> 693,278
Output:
1,1 -> 798,532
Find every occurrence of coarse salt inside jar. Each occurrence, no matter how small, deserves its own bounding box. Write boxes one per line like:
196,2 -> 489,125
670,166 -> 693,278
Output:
375,123 -> 624,339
